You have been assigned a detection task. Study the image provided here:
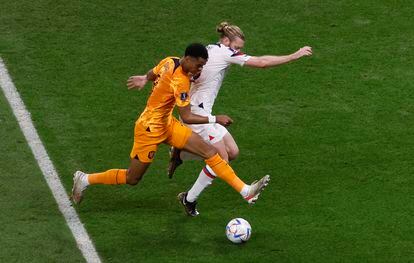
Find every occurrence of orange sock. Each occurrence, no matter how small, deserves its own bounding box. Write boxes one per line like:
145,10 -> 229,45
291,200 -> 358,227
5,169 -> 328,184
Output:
88,169 -> 127,185
205,154 -> 246,193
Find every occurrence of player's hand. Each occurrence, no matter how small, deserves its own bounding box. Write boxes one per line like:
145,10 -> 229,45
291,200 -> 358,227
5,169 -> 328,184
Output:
127,75 -> 147,90
216,115 -> 233,127
293,46 -> 313,59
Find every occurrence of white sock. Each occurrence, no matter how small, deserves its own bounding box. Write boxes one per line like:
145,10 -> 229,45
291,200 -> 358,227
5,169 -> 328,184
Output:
180,151 -> 203,161
240,185 -> 250,198
186,166 -> 216,202
83,174 -> 90,187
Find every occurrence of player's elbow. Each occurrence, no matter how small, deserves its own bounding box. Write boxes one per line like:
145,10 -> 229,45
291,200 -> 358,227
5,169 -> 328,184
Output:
257,58 -> 272,68
257,62 -> 268,68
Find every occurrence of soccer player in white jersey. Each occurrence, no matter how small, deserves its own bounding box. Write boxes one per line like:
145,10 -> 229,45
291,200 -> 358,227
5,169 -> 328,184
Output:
171,21 -> 312,216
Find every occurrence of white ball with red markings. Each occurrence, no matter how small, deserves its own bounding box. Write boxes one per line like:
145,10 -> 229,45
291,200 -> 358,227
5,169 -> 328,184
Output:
225,218 -> 252,243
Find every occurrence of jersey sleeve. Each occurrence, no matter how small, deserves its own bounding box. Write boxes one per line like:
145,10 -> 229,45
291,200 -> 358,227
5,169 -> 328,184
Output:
225,51 -> 252,66
152,57 -> 170,75
172,76 -> 190,107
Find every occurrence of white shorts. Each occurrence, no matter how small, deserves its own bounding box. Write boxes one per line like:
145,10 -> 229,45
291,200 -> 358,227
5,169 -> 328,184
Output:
185,104 -> 229,144
186,123 -> 228,144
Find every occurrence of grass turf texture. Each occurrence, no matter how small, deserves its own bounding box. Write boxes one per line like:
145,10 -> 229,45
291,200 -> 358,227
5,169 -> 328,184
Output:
1,0 -> 414,262
0,87 -> 84,261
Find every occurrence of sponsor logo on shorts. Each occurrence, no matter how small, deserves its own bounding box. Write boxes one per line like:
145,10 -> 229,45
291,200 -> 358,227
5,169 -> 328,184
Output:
148,151 -> 155,159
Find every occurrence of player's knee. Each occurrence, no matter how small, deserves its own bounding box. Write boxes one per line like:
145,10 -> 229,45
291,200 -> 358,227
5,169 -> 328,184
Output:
227,144 -> 239,161
204,145 -> 218,159
128,177 -> 141,185
126,172 -> 142,186
228,148 -> 239,161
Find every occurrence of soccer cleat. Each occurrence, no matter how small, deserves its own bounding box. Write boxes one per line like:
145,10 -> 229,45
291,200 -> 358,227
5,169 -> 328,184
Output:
244,175 -> 270,204
71,171 -> 89,204
177,192 -> 199,217
167,147 -> 183,179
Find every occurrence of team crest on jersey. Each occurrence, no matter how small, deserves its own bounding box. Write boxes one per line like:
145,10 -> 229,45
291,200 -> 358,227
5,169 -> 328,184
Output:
180,92 -> 188,101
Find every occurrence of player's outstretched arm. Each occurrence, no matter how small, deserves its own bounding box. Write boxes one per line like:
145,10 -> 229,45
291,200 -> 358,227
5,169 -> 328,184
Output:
127,69 -> 157,90
245,46 -> 312,68
178,105 -> 233,127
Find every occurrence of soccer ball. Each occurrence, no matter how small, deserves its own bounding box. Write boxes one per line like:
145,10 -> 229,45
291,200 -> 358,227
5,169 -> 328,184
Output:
225,218 -> 252,243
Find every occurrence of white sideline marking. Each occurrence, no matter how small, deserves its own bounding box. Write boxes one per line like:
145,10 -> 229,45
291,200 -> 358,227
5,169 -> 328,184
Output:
0,57 -> 101,263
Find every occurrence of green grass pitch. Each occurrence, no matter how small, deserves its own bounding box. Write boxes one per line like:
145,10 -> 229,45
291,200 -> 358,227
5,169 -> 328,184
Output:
1,0 -> 414,262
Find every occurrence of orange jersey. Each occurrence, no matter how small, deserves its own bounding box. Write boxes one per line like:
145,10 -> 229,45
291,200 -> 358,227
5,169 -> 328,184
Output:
138,57 -> 191,131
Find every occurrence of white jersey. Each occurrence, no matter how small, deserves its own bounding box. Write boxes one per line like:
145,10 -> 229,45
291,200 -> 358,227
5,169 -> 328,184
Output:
189,43 -> 251,115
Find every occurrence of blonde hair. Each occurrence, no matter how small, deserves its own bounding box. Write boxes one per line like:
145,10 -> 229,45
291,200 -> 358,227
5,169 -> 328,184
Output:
216,21 -> 245,41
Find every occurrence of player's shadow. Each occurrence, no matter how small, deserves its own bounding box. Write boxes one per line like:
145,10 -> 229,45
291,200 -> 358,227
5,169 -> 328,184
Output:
74,185 -> 184,216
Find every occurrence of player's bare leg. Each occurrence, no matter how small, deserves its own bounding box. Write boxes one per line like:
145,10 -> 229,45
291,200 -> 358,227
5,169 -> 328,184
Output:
169,131 -> 239,178
181,132 -> 217,159
126,158 -> 151,185
222,132 -> 239,161
167,132 -> 219,178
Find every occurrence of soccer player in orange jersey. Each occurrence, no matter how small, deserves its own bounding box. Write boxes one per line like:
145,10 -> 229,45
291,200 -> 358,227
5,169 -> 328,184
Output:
71,43 -> 270,207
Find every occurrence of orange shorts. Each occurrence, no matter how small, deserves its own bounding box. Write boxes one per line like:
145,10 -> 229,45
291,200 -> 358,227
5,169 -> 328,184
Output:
130,117 -> 192,163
